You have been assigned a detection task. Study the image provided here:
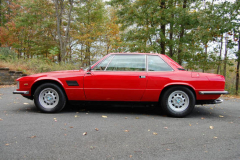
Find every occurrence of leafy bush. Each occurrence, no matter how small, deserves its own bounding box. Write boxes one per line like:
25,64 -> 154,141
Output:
0,47 -> 17,61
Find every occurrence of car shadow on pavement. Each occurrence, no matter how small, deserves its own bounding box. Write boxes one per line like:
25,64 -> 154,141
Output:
61,104 -> 220,118
62,104 -> 165,116
14,103 -> 221,118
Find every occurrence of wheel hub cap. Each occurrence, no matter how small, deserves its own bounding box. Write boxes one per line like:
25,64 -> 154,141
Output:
168,90 -> 190,112
45,94 -> 54,103
39,88 -> 59,109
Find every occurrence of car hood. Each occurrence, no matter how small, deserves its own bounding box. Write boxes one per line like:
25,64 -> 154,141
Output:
18,70 -> 86,80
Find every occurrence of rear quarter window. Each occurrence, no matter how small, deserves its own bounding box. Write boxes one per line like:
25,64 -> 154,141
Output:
148,55 -> 173,71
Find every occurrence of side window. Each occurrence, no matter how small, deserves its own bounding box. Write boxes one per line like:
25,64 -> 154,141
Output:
93,55 -> 113,71
148,55 -> 173,71
106,55 -> 146,71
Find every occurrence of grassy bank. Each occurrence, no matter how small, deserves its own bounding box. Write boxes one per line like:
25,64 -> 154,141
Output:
0,58 -> 81,75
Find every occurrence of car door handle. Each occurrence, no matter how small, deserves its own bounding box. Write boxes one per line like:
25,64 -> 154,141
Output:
139,75 -> 146,78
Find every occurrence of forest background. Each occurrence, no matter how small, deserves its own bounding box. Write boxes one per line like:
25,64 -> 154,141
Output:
0,0 -> 240,95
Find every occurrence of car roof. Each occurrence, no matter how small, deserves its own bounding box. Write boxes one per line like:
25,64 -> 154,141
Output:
109,53 -> 161,56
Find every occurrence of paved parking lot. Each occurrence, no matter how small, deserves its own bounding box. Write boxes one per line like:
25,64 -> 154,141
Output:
0,86 -> 240,160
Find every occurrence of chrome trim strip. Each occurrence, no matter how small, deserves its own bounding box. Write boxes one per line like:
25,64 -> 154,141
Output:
146,54 -> 148,71
13,91 -> 29,94
199,91 -> 229,95
91,54 -> 112,70
104,55 -> 115,71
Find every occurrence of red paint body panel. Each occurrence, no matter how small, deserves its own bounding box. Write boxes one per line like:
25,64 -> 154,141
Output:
84,71 -> 147,101
15,53 -> 226,102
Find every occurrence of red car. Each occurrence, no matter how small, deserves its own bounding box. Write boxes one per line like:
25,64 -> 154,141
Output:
13,53 -> 228,117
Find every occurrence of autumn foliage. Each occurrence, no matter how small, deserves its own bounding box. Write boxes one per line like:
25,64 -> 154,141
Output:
0,0 -> 240,94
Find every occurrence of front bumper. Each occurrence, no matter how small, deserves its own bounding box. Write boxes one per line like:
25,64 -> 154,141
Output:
13,91 -> 29,94
199,91 -> 229,95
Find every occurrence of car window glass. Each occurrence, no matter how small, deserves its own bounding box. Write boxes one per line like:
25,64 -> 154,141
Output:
93,55 -> 113,71
148,55 -> 173,71
106,55 -> 146,71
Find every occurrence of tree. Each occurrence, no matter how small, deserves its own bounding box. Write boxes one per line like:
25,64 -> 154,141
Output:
104,8 -> 121,54
232,0 -> 240,95
0,0 -> 58,59
72,0 -> 108,66
54,0 -> 73,62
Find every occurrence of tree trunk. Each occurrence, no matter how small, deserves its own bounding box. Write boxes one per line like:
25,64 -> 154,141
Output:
223,37 -> 228,78
7,0 -> 10,23
55,0 -> 73,62
202,44 -> 207,73
217,35 -> 223,74
236,33 -> 240,95
236,59 -> 240,95
80,43 -> 83,63
169,12 -> 174,57
55,0 -> 63,62
107,43 -> 110,55
0,0 -> 1,46
84,7 -> 91,66
160,0 -> 166,55
0,0 -> 2,26
177,0 -> 187,65
169,0 -> 176,57
62,0 -> 73,62
86,42 -> 91,66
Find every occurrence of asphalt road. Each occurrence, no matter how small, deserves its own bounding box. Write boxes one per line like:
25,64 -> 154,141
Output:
0,86 -> 240,160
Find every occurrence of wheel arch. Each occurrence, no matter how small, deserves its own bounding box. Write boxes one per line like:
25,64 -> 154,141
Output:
159,84 -> 196,102
31,80 -> 67,100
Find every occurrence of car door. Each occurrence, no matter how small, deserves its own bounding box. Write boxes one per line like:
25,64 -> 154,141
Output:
84,54 -> 147,101
141,55 -> 175,102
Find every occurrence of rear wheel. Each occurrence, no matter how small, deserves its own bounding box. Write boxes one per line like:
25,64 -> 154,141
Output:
34,83 -> 66,113
161,86 -> 195,117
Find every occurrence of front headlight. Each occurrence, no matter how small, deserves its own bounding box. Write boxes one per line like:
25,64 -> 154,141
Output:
17,81 -> 19,89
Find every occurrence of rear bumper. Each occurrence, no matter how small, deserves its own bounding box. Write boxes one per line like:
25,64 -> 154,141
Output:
199,91 -> 229,95
13,91 -> 29,94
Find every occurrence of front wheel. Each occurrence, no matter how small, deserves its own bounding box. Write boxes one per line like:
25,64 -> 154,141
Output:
34,83 -> 66,113
161,86 -> 195,117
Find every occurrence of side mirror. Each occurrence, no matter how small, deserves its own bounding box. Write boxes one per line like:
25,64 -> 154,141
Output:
88,66 -> 92,72
87,67 -> 92,74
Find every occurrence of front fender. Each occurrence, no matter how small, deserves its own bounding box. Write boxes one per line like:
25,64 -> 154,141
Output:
33,77 -> 64,87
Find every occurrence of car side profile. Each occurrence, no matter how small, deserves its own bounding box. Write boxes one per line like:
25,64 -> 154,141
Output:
13,53 -> 228,117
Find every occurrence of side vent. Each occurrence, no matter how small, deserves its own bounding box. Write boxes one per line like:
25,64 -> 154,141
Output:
66,81 -> 79,86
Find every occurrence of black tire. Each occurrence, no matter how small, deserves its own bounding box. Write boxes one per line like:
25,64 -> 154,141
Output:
160,86 -> 195,117
34,83 -> 66,113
